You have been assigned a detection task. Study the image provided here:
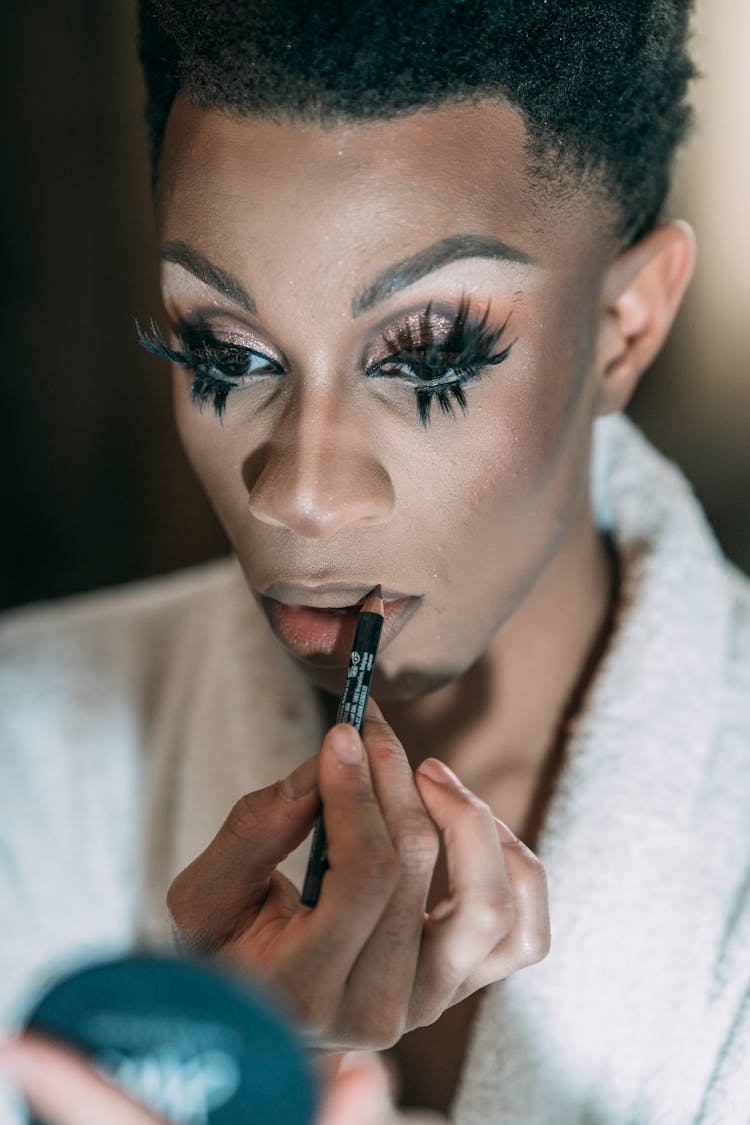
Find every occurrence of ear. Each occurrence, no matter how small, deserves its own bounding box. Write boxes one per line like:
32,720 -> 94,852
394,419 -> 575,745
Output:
593,220 -> 696,416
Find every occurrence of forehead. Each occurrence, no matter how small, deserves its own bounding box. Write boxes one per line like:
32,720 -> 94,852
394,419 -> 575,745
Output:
156,95 -> 614,281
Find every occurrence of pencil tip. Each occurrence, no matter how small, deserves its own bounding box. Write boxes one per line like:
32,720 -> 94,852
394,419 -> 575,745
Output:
360,584 -> 384,616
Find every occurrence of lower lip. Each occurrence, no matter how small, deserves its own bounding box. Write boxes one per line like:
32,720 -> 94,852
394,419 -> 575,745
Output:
260,596 -> 420,665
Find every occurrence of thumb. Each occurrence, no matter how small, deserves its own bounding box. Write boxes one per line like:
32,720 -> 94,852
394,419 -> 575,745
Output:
317,1052 -> 394,1125
167,754 -> 319,947
0,1035 -> 166,1125
318,1053 -> 448,1125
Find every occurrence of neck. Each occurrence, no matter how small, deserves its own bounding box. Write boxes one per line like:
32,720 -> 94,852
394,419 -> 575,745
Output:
380,504 -> 617,791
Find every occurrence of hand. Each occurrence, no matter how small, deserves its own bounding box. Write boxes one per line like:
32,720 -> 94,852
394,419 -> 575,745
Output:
0,1034 -> 169,1124
318,1051 -> 446,1125
0,1037 -> 444,1125
167,700 -> 550,1050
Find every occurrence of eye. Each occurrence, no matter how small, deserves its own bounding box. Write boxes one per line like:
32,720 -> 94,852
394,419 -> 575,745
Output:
364,297 -> 514,427
196,342 -> 281,380
135,318 -> 283,419
375,348 -> 476,387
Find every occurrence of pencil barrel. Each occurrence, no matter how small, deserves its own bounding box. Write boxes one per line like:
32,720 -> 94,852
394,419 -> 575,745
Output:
300,607 -> 384,907
335,611 -> 384,731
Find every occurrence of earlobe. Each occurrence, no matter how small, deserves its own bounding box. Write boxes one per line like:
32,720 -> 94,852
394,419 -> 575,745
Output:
593,220 -> 696,416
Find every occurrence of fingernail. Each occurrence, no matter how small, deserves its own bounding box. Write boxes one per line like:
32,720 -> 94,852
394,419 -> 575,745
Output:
417,757 -> 459,786
330,724 -> 363,764
279,755 -> 318,800
495,817 -> 520,844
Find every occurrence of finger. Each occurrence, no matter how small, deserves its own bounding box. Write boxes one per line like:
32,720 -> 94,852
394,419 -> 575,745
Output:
215,867 -> 309,972
0,1035 -> 167,1125
299,724 -> 399,974
316,1052 -> 393,1125
319,1050 -> 447,1125
453,821 -> 550,1000
344,706 -> 438,1046
220,726 -> 401,1044
167,754 -> 319,951
410,760 -> 515,1024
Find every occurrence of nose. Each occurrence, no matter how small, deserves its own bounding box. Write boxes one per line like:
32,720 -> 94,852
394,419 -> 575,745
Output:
244,389 -> 395,539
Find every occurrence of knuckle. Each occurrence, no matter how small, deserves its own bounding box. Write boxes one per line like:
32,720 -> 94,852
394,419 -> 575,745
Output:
225,792 -> 262,842
365,714 -> 400,749
165,889 -> 217,953
351,846 -> 399,890
520,924 -> 552,965
293,996 -> 333,1042
368,730 -> 408,770
469,897 -> 516,941
165,877 -> 185,920
355,1006 -> 406,1050
523,847 -> 547,877
464,791 -> 494,819
294,993 -> 321,1027
449,782 -> 494,820
165,869 -> 198,925
396,819 -> 440,873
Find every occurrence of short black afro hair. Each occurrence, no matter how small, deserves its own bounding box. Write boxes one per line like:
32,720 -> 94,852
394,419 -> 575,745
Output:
137,0 -> 696,242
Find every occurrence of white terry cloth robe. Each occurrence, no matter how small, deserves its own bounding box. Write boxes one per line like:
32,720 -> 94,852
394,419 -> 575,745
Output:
0,412 -> 748,1123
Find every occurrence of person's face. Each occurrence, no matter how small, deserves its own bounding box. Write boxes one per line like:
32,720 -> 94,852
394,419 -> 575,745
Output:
156,96 -> 619,701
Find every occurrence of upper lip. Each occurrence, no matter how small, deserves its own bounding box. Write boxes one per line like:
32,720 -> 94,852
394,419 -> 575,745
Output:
260,581 -> 416,609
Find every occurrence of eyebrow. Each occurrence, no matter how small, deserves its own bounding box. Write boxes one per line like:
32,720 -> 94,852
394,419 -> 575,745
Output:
351,233 -> 535,316
161,240 -> 257,314
160,231 -> 533,320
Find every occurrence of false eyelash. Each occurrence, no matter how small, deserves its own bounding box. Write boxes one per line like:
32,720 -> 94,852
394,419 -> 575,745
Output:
135,317 -> 274,419
375,295 -> 514,426
135,297 -> 515,427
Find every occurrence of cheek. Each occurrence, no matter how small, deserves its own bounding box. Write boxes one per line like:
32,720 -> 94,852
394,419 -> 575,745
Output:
435,334 -> 593,531
172,372 -> 242,521
403,322 -> 597,644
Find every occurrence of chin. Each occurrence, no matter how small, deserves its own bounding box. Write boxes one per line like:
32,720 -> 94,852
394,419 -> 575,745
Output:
301,657 -> 464,706
372,664 -> 461,701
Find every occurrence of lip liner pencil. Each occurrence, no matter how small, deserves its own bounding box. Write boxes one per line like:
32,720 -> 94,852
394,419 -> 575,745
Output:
300,584 -> 385,907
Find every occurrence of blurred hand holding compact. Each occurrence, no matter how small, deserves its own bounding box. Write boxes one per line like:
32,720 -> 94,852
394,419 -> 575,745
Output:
0,952 -> 448,1124
0,1037 -> 446,1125
167,701 -> 550,1050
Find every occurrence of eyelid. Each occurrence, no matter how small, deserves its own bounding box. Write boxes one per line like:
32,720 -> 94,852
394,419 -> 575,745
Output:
167,308 -> 287,367
362,294 -> 511,369
360,305 -> 461,370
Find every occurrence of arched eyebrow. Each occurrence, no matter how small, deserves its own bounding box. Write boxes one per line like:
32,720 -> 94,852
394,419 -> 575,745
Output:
160,232 -> 534,319
350,233 -> 535,317
161,240 -> 257,314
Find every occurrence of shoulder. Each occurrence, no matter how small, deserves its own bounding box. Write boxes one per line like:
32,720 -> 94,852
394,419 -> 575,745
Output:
0,555 -> 238,654
0,556 -> 238,694
0,556 -> 244,779
0,565 -> 247,1042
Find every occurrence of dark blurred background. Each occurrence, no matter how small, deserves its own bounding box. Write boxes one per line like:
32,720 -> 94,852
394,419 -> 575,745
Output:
0,1 -> 747,613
